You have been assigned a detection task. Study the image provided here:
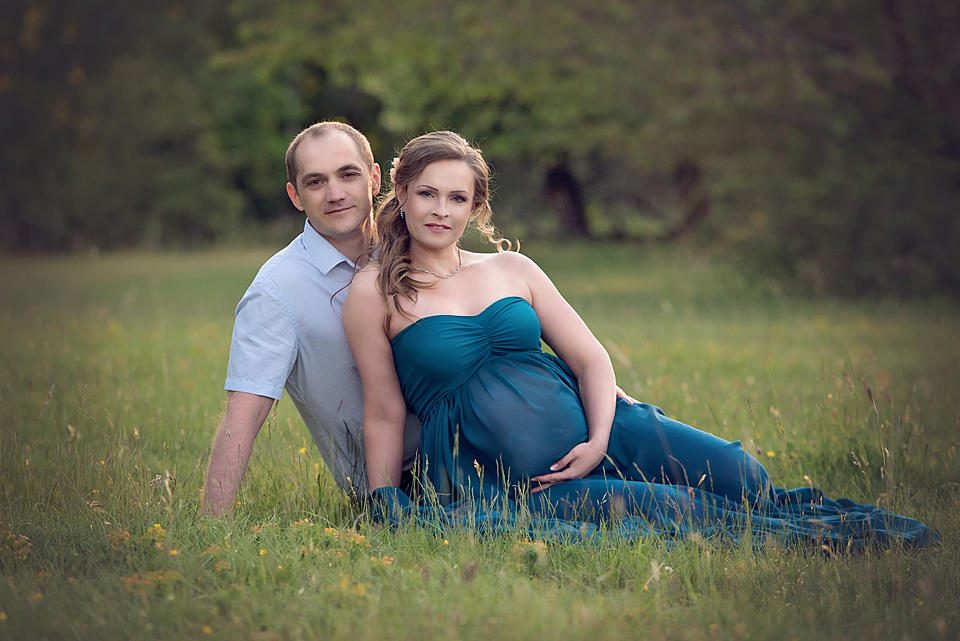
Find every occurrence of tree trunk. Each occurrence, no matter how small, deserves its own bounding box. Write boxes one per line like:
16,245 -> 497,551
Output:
660,159 -> 711,241
544,160 -> 590,237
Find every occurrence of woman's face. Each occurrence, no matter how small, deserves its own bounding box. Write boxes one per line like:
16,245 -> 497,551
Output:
400,159 -> 475,252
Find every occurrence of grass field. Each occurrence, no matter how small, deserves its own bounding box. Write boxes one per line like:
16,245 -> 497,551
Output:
1,242 -> 958,640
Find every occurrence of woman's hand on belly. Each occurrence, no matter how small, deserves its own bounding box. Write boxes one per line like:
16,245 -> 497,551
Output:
529,440 -> 607,493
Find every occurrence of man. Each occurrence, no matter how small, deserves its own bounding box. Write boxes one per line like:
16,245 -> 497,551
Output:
202,122 -> 420,516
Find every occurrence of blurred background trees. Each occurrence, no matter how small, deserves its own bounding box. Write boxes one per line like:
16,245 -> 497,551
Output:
2,0 -> 957,296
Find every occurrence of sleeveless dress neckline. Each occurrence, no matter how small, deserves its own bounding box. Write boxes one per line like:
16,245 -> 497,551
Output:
390,296 -> 527,345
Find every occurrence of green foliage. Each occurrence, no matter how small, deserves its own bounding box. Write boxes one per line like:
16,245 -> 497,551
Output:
66,53 -> 243,248
0,247 -> 958,639
280,0 -> 960,295
0,0 -> 245,250
1,0 -> 958,296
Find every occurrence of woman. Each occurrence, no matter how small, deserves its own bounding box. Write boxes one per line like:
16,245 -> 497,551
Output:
343,132 -> 937,548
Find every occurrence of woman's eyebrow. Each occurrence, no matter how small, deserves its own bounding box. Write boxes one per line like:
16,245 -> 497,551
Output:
414,183 -> 468,194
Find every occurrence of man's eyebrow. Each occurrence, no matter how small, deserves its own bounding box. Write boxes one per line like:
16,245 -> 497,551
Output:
301,164 -> 365,183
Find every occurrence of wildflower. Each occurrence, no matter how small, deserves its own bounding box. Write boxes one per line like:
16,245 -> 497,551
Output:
110,530 -> 131,549
330,574 -> 369,597
443,540 -> 449,545
0,612 -> 6,621
143,524 -> 167,544
259,549 -> 266,556
203,626 -> 213,634
120,570 -> 182,596
766,451 -> 776,458
0,529 -> 32,561
299,447 -> 307,454
510,540 -> 546,572
31,592 -> 43,602
169,550 -> 178,556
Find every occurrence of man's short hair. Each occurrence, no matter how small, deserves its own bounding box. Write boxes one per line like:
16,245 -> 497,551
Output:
285,121 -> 375,191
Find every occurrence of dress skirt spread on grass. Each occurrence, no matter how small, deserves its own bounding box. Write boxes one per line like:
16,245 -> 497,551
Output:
371,297 -> 939,550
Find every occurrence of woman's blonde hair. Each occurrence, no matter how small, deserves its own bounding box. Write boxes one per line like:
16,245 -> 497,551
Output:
372,131 -> 511,328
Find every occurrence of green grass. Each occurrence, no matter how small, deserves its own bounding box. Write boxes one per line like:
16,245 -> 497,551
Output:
1,243 -> 958,640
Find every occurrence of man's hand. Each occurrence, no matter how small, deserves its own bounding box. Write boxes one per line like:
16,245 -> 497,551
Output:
530,440 -> 607,493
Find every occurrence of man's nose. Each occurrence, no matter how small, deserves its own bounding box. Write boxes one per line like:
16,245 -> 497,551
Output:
328,180 -> 346,201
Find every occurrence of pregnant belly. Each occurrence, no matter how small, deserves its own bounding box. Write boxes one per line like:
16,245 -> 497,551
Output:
459,360 -> 589,481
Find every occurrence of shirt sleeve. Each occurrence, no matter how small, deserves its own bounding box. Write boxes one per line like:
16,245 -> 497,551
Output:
224,280 -> 298,400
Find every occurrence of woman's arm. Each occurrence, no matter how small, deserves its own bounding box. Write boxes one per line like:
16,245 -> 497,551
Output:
505,253 -> 618,489
342,271 -> 408,491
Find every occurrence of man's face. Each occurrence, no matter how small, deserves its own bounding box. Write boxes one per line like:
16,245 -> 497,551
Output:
286,131 -> 381,246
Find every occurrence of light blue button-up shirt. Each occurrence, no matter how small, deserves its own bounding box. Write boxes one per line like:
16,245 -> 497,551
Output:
225,220 -> 420,495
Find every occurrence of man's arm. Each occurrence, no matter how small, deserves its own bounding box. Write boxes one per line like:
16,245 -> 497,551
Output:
202,391 -> 276,516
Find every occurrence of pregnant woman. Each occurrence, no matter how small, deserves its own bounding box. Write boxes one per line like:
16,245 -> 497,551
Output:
342,131 -> 937,549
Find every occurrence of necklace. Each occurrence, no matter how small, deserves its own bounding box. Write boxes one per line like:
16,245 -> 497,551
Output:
411,248 -> 462,279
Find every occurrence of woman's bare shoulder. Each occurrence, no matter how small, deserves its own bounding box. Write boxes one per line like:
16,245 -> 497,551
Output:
469,248 -> 538,271
344,263 -> 382,305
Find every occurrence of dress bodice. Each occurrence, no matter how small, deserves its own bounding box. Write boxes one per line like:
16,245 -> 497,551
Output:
391,296 -> 543,416
390,296 -> 589,491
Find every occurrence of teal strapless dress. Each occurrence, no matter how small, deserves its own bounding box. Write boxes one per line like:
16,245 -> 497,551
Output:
374,297 -> 938,549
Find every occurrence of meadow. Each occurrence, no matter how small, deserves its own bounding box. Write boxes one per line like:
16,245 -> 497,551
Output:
1,243 -> 958,640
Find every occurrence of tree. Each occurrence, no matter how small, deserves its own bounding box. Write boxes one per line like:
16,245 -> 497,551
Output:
0,0 -> 244,250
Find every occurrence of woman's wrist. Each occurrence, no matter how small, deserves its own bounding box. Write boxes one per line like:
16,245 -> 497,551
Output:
585,436 -> 609,454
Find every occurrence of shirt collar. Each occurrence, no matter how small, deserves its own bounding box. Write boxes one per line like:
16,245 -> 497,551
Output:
301,220 -> 354,275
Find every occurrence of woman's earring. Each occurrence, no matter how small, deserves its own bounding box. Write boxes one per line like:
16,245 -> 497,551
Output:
400,208 -> 405,219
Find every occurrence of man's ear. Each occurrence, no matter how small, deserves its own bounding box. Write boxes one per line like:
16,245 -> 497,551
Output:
371,164 -> 382,197
286,182 -> 304,211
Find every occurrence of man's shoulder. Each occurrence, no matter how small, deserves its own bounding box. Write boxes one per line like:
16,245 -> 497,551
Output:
252,234 -> 310,284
